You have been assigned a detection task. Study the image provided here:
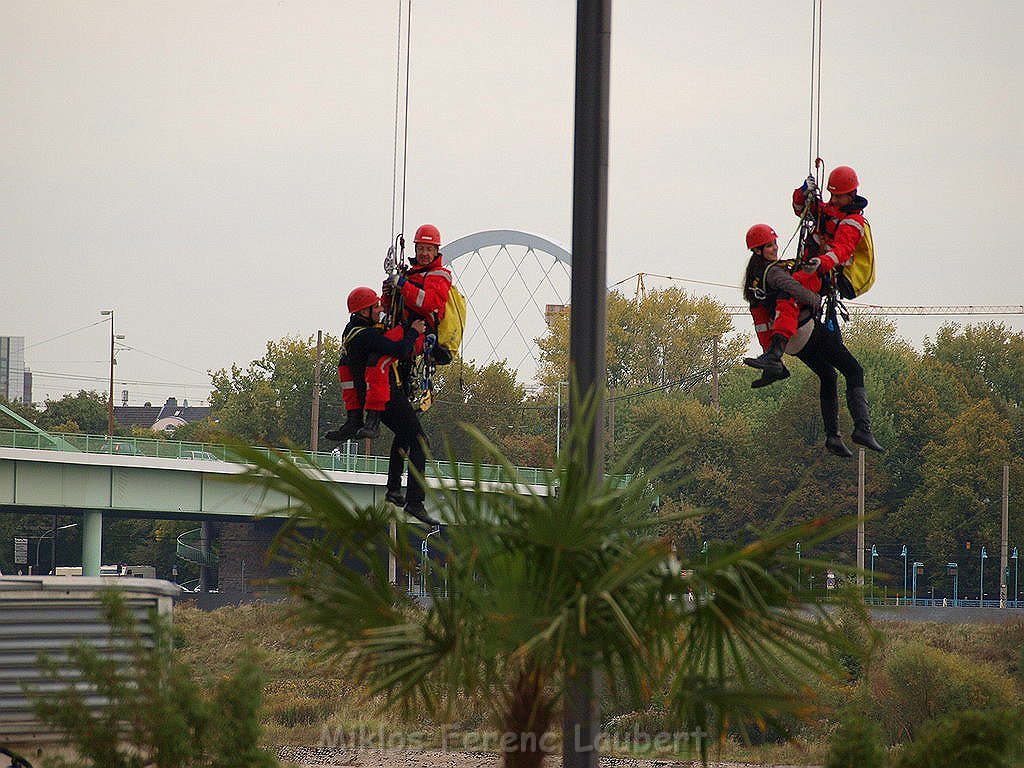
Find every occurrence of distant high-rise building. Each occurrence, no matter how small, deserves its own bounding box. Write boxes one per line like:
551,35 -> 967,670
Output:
0,336 -> 26,402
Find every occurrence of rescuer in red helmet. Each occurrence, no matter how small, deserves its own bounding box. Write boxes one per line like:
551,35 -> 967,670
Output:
742,224 -> 822,387
742,220 -> 884,456
787,165 -> 884,454
324,287 -> 436,523
384,223 -> 454,363
792,165 -> 869,276
327,287 -> 427,441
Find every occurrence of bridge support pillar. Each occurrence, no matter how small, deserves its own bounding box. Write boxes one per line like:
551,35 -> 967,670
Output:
82,510 -> 103,576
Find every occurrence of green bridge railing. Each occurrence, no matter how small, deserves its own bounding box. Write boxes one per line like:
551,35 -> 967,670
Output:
0,427 -> 585,488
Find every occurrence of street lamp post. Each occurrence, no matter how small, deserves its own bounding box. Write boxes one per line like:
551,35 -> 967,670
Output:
870,545 -> 878,604
980,546 -> 988,605
1013,547 -> 1019,608
901,545 -> 908,605
948,562 -> 958,607
796,541 -> 801,589
34,523 -> 78,575
100,310 -> 125,437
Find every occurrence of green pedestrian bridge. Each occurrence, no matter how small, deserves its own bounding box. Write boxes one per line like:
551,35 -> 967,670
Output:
0,427 -> 553,580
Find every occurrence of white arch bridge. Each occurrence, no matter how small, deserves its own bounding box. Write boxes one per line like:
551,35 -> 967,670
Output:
442,229 -> 571,379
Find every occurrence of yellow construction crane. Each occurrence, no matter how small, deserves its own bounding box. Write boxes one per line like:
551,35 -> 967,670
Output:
611,272 -> 1024,318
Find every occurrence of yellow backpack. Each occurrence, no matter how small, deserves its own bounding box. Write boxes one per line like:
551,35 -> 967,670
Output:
436,283 -> 467,354
835,219 -> 875,299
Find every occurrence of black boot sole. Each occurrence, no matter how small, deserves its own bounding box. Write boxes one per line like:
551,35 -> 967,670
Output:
744,356 -> 785,371
852,430 -> 885,453
825,437 -> 854,458
751,368 -> 791,388
325,424 -> 361,442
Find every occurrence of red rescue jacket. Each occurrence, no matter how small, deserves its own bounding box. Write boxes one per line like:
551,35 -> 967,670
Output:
400,254 -> 452,329
793,188 -> 869,274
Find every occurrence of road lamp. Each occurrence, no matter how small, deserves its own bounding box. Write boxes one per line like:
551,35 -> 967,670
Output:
948,562 -> 958,607
796,541 -> 801,588
421,525 -> 442,596
901,545 -> 908,605
701,540 -> 709,568
35,523 -> 78,575
100,310 -> 126,437
980,546 -> 988,604
1013,547 -> 1019,608
870,545 -> 878,603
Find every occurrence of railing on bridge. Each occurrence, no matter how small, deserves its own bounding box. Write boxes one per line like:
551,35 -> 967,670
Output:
867,597 -> 1024,609
0,427 -> 597,489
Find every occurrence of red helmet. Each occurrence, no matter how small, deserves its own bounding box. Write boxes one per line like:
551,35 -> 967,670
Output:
745,224 -> 778,250
346,286 -> 379,314
413,224 -> 441,245
827,165 -> 859,194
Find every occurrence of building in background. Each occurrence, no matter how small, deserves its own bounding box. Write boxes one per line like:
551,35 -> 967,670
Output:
114,396 -> 210,432
0,336 -> 27,402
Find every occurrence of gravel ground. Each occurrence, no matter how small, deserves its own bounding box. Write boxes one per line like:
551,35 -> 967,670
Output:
276,746 -> 819,768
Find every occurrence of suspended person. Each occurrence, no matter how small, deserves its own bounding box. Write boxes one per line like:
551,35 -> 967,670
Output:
742,224 -> 821,386
791,165 -> 870,287
325,288 -> 426,442
383,223 -> 454,364
325,287 -> 437,524
741,223 -> 884,457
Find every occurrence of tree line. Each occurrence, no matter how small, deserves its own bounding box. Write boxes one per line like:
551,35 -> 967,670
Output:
3,288 -> 1022,596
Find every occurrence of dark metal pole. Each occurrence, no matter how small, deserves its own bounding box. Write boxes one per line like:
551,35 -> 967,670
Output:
311,329 -> 323,452
199,521 -> 211,593
563,2 -> 609,767
50,513 -> 57,574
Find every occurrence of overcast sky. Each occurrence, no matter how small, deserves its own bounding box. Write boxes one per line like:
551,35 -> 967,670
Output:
3,1 -> 1022,407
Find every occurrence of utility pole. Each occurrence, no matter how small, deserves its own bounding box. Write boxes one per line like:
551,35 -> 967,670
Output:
711,336 -> 720,411
310,330 -> 323,452
1001,462 -> 1009,607
564,2 -> 609,767
857,448 -> 865,585
99,310 -> 124,436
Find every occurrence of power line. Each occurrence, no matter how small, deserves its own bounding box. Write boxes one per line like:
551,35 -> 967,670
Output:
24,319 -> 108,349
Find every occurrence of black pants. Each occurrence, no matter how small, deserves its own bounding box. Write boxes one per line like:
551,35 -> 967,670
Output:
383,383 -> 427,504
795,321 -> 865,402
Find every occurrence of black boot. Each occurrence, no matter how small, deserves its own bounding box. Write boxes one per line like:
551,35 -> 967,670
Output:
325,410 -> 363,442
751,366 -> 791,388
355,410 -> 382,440
384,488 -> 405,506
821,393 -> 853,457
744,335 -> 789,377
404,500 -> 440,526
847,386 -> 885,453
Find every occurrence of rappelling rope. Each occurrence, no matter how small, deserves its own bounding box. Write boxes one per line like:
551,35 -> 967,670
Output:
385,0 -> 413,330
807,0 -> 823,180
390,0 -> 412,245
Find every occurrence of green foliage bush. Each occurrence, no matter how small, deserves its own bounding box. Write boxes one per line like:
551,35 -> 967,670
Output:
868,640 -> 1016,744
891,708 -> 1024,768
29,589 -> 278,768
824,712 -> 886,768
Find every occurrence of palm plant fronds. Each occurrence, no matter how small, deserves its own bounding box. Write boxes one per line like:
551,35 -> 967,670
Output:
228,387 -> 866,765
